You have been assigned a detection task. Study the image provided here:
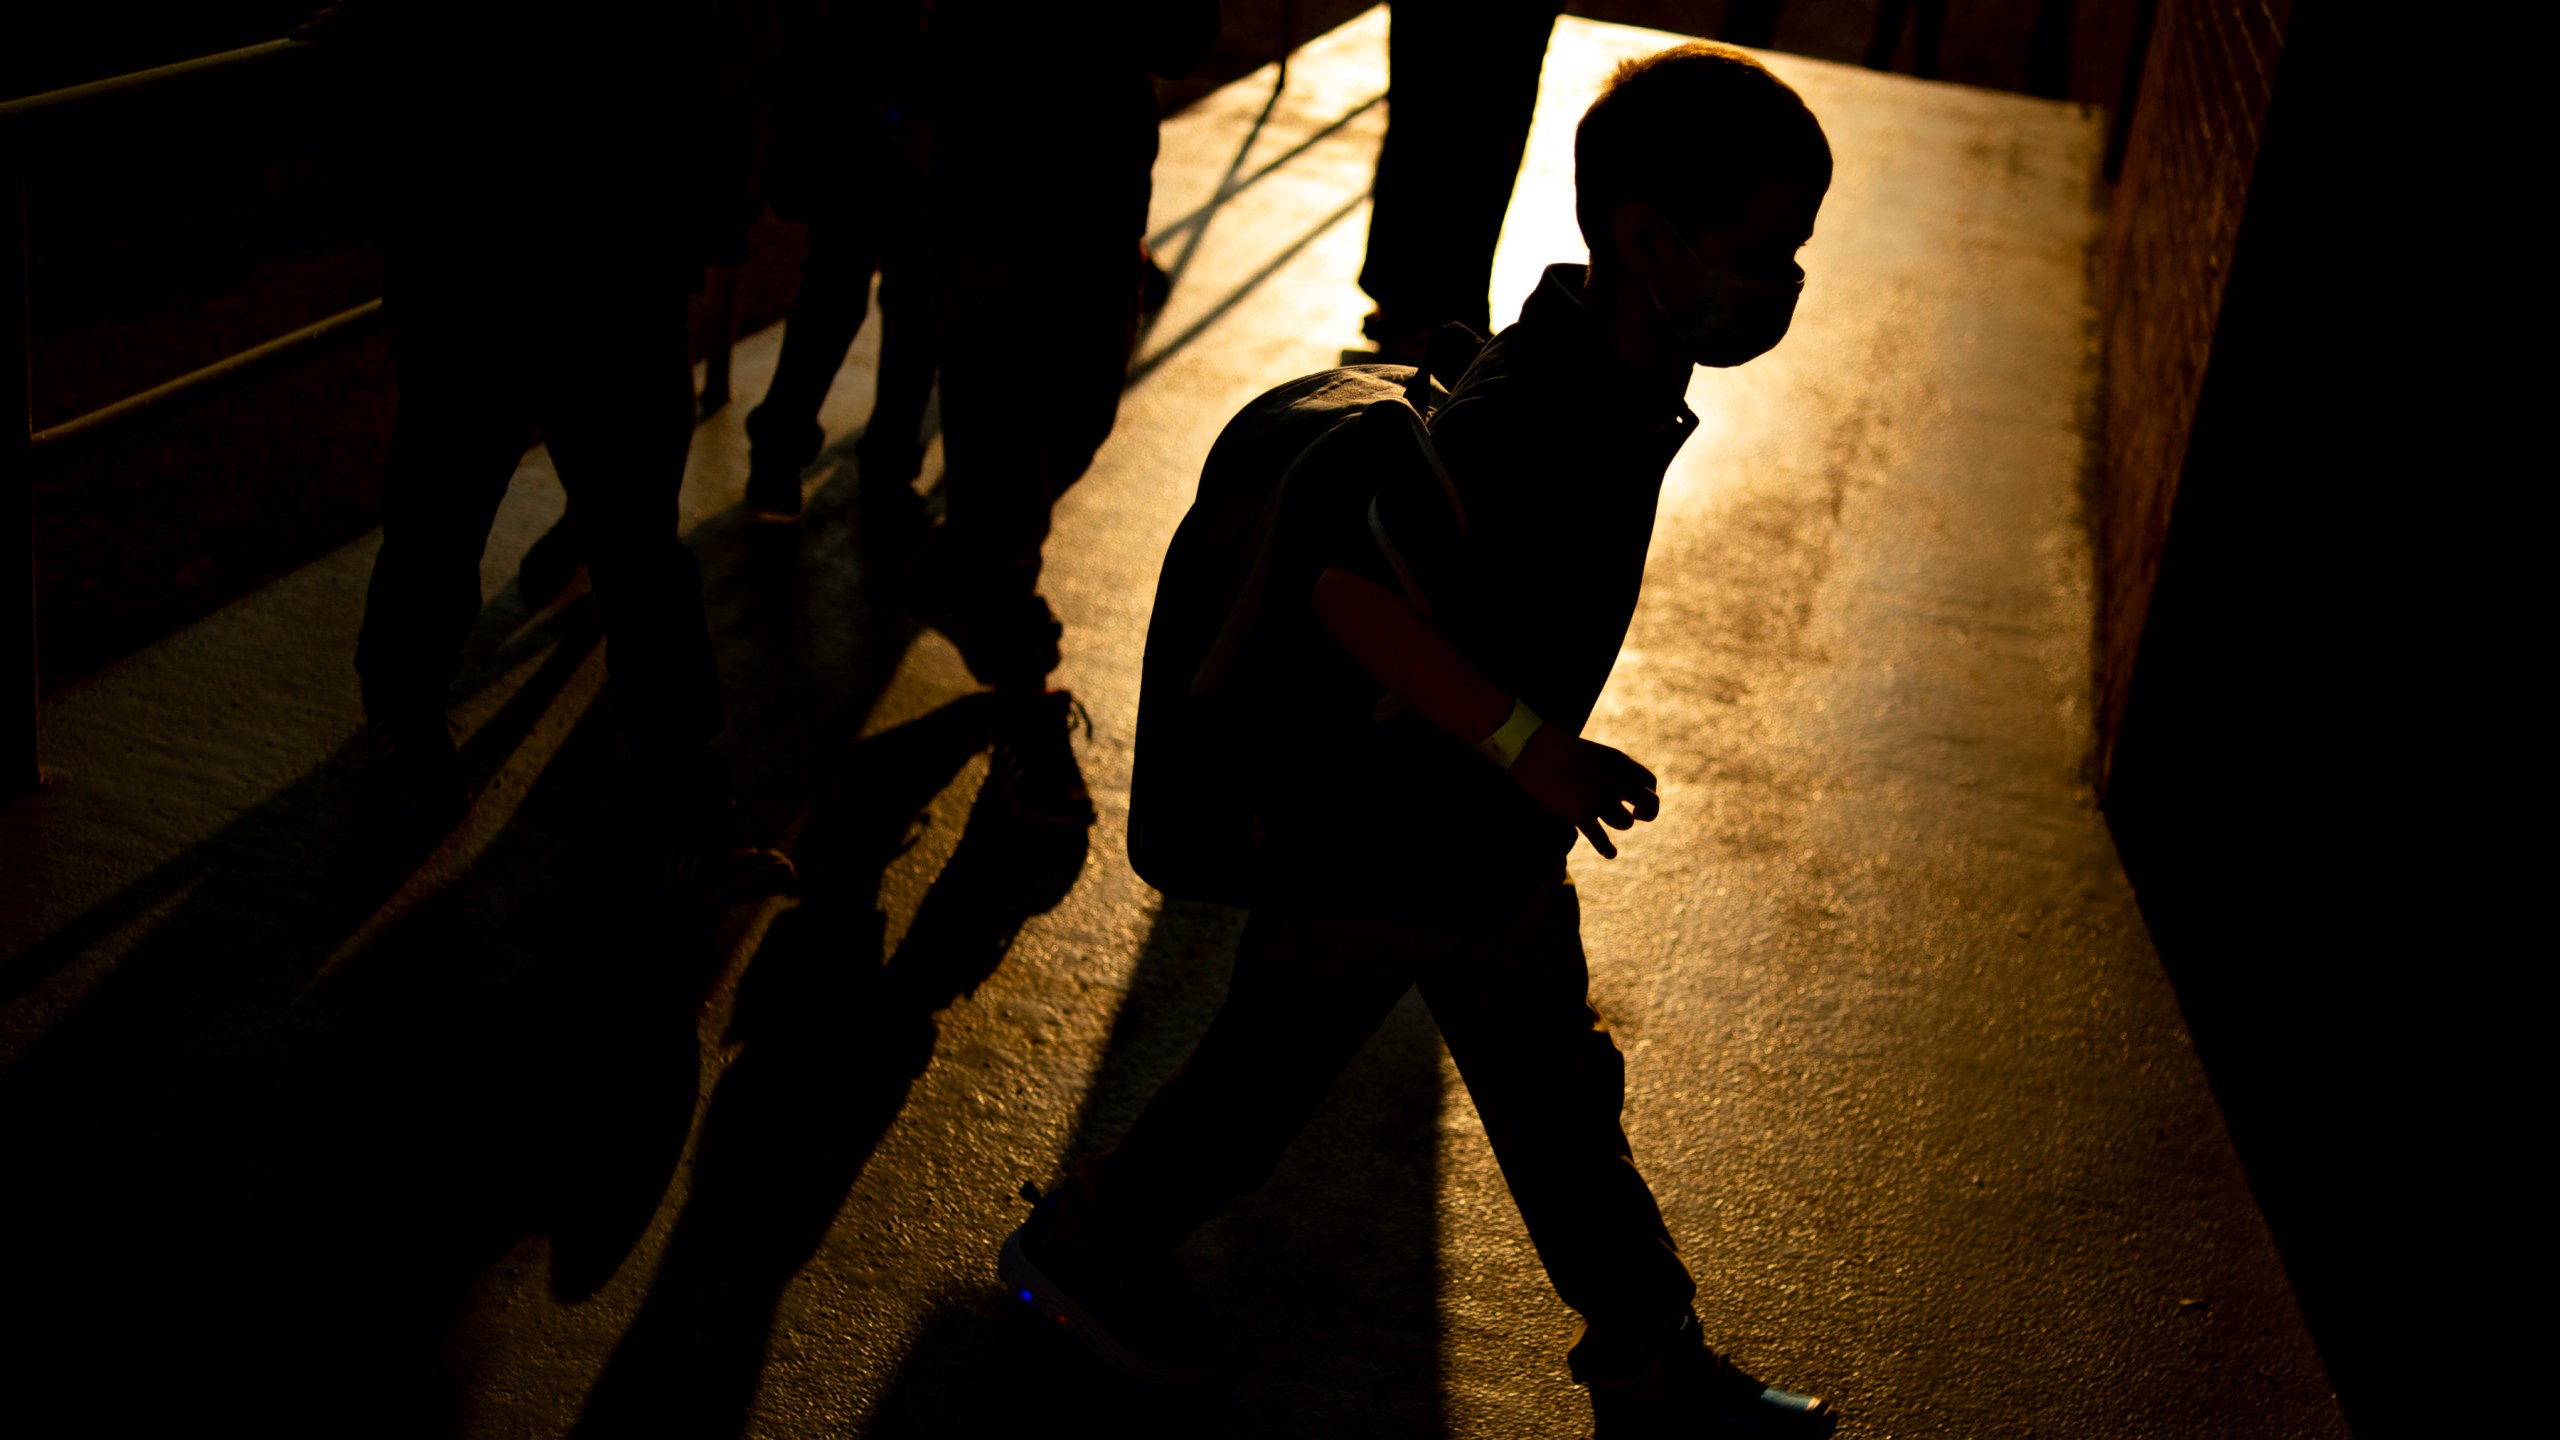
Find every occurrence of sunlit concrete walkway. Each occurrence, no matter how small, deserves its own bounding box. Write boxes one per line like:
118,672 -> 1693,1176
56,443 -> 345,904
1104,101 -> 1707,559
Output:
1,14 -> 2349,1439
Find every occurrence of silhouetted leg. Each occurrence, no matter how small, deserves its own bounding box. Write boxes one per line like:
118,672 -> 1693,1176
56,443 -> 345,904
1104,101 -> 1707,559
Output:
1358,0 -> 1562,341
355,310 -> 538,726
1914,0 -> 1948,79
1719,0 -> 1788,49
921,246 -> 1134,690
747,213 -> 881,480
1418,879 -> 1695,1333
1092,908 -> 1451,1247
1866,0 -> 1912,69
858,150 -> 936,482
540,289 -> 728,821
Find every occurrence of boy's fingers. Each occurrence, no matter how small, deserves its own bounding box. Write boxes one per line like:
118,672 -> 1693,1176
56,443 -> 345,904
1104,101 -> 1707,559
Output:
1602,802 -> 1634,831
1630,785 -> 1661,822
1577,817 -> 1619,859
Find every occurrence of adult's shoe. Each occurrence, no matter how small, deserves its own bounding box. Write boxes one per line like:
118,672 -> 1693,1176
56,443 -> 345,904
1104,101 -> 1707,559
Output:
745,456 -> 807,525
1585,1314 -> 1835,1438
998,1177 -> 1229,1386
517,517 -> 585,608
364,715 -> 467,821
745,407 -> 825,523
853,427 -> 927,488
990,688 -> 1095,830
906,564 -> 1065,692
1356,307 -> 1441,368
656,841 -> 798,910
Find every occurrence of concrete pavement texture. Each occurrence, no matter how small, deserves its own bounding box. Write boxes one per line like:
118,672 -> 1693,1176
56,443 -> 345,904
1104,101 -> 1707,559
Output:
0,14 -> 2348,1439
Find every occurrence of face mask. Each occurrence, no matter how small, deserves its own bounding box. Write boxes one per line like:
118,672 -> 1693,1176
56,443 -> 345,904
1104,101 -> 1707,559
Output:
1647,224 -> 1802,368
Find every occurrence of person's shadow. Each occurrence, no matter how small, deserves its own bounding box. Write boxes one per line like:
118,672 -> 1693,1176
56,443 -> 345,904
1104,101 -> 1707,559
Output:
569,691 -> 1090,1438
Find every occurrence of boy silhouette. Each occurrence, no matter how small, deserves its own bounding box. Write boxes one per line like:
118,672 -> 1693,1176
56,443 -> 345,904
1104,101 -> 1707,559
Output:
1005,43 -> 1838,1437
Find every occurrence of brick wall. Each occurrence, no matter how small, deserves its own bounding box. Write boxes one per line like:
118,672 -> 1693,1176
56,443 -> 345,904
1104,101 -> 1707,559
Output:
2094,0 -> 2292,771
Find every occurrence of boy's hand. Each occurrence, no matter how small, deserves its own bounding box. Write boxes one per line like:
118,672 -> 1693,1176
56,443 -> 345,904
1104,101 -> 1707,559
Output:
1509,728 -> 1660,859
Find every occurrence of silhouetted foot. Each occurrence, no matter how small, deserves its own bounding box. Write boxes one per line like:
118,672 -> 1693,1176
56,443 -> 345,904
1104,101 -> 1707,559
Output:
999,1176 -> 1228,1385
906,558 -> 1065,690
1356,307 -> 1440,367
517,517 -> 584,608
853,428 -> 926,487
363,714 -> 466,821
853,437 -> 928,542
990,689 -> 1095,830
1585,1314 -> 1836,1438
744,403 -> 824,523
656,841 -> 798,909
745,457 -> 806,524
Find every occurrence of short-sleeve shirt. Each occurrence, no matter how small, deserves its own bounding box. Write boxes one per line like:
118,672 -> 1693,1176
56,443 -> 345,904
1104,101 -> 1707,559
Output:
1257,264 -> 1698,928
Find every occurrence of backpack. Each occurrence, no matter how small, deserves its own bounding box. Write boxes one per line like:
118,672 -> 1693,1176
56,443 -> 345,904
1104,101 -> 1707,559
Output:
1129,332 -> 1484,907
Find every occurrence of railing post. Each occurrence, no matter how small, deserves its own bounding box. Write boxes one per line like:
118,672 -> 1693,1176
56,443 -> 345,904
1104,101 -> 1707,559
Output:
2,168 -> 37,799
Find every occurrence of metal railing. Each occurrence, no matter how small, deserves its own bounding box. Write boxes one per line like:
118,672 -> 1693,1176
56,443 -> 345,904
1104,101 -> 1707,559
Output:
0,13 -> 1325,802
3,40 -> 354,798
0,39 -> 749,800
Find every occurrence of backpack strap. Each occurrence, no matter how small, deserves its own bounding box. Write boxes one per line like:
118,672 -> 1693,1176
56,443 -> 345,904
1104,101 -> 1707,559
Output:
1190,368 -> 1477,696
1366,400 -> 1464,619
1398,322 -> 1488,419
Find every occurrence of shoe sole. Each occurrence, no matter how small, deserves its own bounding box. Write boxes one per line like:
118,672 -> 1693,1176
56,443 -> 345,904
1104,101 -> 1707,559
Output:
668,853 -> 800,910
998,1227 -> 1221,1387
1000,790 -> 1097,830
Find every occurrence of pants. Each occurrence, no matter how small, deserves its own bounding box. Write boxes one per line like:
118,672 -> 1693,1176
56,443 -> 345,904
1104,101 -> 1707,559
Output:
1094,877 -> 1697,1331
913,244 -> 1140,685
1359,0 -> 1564,335
355,272 -> 725,800
747,145 -> 936,474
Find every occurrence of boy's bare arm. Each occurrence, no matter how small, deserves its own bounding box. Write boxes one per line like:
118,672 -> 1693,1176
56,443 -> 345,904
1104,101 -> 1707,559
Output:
1311,566 -> 1662,857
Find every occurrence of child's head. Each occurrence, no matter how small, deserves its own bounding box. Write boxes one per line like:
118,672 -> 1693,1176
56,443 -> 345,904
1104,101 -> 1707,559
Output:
1576,43 -> 1832,365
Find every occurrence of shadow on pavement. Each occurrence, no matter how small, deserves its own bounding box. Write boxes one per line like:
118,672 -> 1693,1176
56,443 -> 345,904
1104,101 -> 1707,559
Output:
0,655 -> 715,1438
569,692 -> 1098,1439
855,906 -> 1450,1440
0,445 -> 955,1437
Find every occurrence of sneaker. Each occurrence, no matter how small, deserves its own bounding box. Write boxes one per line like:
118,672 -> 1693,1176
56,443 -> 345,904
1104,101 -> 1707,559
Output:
990,689 -> 1095,829
1585,1315 -> 1835,1438
998,1178 -> 1229,1385
517,517 -> 585,608
744,405 -> 825,523
907,575 -> 1065,692
852,428 -> 926,488
1357,308 -> 1440,368
656,842 -> 798,909
745,458 -> 805,524
364,715 -> 466,819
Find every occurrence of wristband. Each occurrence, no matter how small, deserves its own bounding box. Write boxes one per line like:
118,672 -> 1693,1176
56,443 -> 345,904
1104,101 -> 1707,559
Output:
1474,698 -> 1545,770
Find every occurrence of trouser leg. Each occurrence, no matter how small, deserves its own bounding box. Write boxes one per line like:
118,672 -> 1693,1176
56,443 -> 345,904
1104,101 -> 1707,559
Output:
1866,0 -> 1912,69
1913,0 -> 1948,79
923,247 -> 1135,688
538,290 -> 728,816
748,214 -> 880,473
1359,0 -> 1562,334
1719,0 -> 1786,49
1418,878 -> 1695,1336
863,153 -> 937,464
864,253 -> 934,466
1090,908 -> 1450,1249
355,311 -> 537,725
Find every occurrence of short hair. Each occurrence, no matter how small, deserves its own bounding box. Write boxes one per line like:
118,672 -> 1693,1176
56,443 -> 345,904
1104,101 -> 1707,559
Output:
1574,42 -> 1833,258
